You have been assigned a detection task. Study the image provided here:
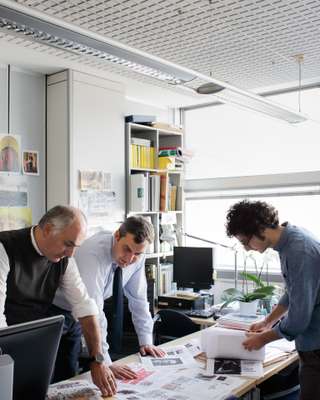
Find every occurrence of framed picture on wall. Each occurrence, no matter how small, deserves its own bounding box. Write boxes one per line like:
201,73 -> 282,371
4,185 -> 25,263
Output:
22,150 -> 39,176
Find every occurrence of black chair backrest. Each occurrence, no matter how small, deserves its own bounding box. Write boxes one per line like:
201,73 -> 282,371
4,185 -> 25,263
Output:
155,309 -> 199,340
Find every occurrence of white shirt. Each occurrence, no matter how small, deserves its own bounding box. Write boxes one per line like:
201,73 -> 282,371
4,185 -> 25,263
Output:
0,227 -> 98,328
53,230 -> 154,365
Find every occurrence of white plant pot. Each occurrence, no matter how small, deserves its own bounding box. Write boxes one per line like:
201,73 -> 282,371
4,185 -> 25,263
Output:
239,299 -> 258,316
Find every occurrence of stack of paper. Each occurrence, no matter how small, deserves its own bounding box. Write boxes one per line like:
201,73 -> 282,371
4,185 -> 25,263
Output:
215,313 -> 264,331
264,339 -> 296,367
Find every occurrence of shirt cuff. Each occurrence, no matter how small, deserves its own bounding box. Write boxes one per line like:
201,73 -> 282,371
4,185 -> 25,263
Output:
71,298 -> 99,319
137,333 -> 153,346
0,315 -> 7,328
104,352 -> 112,366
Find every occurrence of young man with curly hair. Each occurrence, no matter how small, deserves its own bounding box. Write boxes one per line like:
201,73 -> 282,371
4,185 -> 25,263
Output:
226,200 -> 320,400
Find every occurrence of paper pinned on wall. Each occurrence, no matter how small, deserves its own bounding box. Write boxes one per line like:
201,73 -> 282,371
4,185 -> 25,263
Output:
79,190 -> 116,216
0,134 -> 21,174
0,207 -> 32,230
0,190 -> 28,207
79,170 -> 111,191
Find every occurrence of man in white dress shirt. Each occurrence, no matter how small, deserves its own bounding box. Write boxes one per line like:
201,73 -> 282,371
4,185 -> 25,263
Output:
53,216 -> 165,380
0,205 -> 117,397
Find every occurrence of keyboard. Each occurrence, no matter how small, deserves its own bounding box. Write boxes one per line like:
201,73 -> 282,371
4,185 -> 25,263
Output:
185,308 -> 215,319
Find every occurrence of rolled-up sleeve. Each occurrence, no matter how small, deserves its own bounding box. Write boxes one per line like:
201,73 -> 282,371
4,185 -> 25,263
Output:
124,257 -> 153,346
60,257 -> 98,319
273,252 -> 320,341
0,243 -> 9,328
278,292 -> 289,308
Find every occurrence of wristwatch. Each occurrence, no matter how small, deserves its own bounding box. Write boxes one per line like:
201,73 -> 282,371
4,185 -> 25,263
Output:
88,352 -> 105,364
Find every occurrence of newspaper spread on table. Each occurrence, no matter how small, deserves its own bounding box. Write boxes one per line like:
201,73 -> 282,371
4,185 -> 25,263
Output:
47,338 -> 244,400
116,362 -> 244,400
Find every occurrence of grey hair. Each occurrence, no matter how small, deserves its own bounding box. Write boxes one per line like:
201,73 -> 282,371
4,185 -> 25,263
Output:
38,205 -> 87,233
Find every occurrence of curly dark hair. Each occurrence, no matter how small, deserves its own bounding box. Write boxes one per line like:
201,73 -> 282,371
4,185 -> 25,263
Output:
225,200 -> 279,239
119,216 -> 154,244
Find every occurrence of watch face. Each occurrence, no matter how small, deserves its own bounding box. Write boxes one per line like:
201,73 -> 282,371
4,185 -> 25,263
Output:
95,352 -> 105,363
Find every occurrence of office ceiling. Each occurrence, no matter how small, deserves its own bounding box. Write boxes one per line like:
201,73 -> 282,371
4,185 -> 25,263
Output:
1,0 -> 320,105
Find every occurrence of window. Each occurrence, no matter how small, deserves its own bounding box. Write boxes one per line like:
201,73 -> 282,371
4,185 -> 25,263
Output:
185,191 -> 320,272
184,88 -> 320,180
183,87 -> 320,273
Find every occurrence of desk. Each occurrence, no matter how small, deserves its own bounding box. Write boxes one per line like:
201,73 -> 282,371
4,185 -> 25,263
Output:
73,330 -> 298,399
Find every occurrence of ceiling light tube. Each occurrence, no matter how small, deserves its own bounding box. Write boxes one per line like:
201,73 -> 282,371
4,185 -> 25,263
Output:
0,1 -> 308,123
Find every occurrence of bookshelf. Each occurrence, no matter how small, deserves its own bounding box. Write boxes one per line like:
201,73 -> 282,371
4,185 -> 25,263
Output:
125,122 -> 185,297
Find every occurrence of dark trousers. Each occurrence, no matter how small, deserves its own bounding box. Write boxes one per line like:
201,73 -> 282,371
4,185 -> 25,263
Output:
298,350 -> 320,400
47,304 -> 82,383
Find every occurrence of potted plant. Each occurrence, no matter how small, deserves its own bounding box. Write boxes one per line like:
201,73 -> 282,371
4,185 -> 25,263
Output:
220,272 -> 276,315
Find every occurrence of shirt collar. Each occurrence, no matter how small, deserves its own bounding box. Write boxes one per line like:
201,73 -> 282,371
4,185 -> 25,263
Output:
274,222 -> 290,252
111,233 -> 118,270
31,226 -> 44,256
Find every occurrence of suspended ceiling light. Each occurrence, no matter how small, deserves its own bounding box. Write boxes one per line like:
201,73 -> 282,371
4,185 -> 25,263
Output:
196,82 -> 224,95
0,1 -> 308,124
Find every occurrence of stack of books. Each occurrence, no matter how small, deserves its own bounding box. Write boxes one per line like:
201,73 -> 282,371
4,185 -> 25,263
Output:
215,313 -> 265,331
131,137 -> 155,169
130,173 -> 160,212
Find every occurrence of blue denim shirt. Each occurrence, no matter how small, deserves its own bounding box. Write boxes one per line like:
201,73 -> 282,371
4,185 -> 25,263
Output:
273,223 -> 320,351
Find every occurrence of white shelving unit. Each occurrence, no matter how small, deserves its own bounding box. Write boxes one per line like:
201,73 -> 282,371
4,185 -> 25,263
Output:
125,122 -> 185,296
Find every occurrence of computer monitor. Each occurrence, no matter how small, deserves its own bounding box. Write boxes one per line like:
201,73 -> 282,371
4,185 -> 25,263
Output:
173,246 -> 214,291
0,315 -> 64,400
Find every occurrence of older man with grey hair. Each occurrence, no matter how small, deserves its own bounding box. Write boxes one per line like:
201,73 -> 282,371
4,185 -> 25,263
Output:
0,205 -> 117,397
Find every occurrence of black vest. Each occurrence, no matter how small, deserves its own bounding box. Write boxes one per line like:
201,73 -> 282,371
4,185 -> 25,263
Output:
0,227 -> 68,325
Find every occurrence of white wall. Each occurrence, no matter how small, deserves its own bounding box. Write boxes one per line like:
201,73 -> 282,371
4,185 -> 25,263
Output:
47,70 -> 172,225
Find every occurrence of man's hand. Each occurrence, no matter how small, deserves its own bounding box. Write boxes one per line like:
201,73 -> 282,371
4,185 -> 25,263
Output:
140,344 -> 166,358
242,332 -> 266,351
90,362 -> 117,397
249,319 -> 270,332
110,364 -> 138,380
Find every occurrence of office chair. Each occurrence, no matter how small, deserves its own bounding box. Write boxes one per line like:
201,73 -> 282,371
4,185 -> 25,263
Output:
153,309 -> 200,345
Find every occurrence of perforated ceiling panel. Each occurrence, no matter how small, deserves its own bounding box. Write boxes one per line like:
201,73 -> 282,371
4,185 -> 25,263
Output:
3,0 -> 320,93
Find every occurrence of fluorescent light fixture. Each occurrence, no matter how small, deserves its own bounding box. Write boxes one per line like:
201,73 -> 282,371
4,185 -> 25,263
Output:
0,3 -> 194,85
0,1 -> 308,124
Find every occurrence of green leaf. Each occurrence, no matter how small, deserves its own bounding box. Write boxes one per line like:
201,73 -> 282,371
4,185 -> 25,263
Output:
240,272 -> 265,287
221,288 -> 244,298
252,286 -> 276,296
245,292 -> 269,301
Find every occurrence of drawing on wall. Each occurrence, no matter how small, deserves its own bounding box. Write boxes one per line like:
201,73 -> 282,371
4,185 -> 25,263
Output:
0,190 -> 28,207
0,207 -> 32,230
0,175 -> 28,207
79,190 -> 116,216
0,134 -> 21,173
79,170 -> 111,191
22,150 -> 39,175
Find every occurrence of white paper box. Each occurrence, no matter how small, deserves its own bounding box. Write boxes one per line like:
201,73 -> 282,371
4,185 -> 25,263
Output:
201,326 -> 265,361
